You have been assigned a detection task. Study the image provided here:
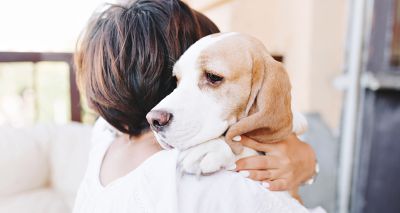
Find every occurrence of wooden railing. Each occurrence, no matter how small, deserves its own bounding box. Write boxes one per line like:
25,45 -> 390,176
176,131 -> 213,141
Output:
0,52 -> 81,122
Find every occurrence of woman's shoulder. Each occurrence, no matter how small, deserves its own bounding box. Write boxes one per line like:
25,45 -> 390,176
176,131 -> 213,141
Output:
78,117 -> 116,185
91,117 -> 116,144
88,117 -> 119,159
178,171 -> 308,213
137,149 -> 309,213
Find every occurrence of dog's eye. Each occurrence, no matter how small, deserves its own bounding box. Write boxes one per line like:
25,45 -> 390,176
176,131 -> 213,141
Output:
205,72 -> 224,84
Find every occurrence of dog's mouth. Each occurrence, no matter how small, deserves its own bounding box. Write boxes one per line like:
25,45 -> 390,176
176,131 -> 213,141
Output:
152,120 -> 231,151
222,129 -> 228,137
156,137 -> 174,150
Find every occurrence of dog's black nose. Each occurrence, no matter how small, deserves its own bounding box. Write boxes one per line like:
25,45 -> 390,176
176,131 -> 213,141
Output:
146,110 -> 172,131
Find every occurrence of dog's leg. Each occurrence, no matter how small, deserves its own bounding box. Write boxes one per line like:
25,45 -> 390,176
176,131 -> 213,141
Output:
179,137 -> 236,175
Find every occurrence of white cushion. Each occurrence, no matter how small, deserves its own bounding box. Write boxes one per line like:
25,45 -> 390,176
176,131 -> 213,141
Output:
0,125 -> 51,197
48,123 -> 92,208
0,188 -> 70,213
0,123 -> 92,211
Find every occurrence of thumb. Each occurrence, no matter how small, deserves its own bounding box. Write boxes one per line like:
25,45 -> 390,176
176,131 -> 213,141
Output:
240,136 -> 275,153
225,139 -> 244,155
225,129 -> 245,155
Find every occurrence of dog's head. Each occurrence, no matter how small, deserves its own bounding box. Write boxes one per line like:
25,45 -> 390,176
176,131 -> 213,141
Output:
146,33 -> 292,152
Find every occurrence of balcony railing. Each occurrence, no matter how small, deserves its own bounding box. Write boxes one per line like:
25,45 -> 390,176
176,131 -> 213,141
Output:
0,52 -> 81,122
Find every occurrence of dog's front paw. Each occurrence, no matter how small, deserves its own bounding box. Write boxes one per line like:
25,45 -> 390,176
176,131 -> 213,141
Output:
179,138 -> 235,175
199,150 -> 232,174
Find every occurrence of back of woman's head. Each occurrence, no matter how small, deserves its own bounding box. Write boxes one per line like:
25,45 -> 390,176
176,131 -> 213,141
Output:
75,0 -> 219,136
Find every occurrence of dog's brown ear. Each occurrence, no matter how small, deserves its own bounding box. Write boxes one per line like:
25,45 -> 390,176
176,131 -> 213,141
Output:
226,50 -> 293,154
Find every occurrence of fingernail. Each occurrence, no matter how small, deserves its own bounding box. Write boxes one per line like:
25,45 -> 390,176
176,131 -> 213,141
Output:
226,164 -> 236,171
233,136 -> 242,142
238,171 -> 250,178
262,182 -> 270,188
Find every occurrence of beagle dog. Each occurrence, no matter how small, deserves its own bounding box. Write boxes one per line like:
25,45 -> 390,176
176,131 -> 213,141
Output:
146,32 -> 308,175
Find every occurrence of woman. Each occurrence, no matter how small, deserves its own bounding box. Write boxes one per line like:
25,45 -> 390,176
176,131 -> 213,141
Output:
73,0 -> 317,212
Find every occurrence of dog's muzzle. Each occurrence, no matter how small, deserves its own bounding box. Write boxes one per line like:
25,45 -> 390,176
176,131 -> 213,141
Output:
146,110 -> 173,132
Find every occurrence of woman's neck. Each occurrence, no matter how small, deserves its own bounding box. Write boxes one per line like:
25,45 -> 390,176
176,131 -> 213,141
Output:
100,130 -> 161,187
122,130 -> 159,146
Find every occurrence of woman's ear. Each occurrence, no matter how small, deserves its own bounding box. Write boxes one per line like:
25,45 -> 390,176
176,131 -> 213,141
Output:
226,51 -> 293,153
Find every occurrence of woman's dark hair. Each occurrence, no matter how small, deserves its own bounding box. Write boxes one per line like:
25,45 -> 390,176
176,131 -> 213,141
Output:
75,0 -> 220,136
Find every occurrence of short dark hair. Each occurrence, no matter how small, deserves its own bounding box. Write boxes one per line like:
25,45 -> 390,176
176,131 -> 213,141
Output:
75,0 -> 220,136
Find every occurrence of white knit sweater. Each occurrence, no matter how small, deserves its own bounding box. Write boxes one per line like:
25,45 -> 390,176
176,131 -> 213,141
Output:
72,118 -> 310,213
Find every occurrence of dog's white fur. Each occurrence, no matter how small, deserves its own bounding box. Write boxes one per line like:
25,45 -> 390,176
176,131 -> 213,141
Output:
151,33 -> 308,174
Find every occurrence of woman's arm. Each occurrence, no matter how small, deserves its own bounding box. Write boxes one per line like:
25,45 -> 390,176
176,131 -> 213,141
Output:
234,134 -> 317,191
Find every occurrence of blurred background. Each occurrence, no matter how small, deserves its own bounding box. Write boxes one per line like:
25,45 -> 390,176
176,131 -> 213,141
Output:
0,0 -> 399,213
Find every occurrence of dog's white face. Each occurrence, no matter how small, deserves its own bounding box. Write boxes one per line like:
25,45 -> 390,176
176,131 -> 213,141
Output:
147,33 -> 254,150
147,32 -> 295,152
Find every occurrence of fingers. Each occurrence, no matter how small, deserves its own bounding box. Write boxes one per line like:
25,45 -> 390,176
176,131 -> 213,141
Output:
237,170 -> 292,191
232,134 -> 302,192
239,136 -> 275,153
239,169 -> 282,181
237,169 -> 293,191
235,155 -> 280,170
226,140 -> 244,154
263,179 -> 290,191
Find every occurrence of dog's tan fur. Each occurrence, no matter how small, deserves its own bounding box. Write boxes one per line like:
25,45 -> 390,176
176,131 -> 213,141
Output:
195,33 -> 293,154
226,47 -> 293,153
150,33 -> 302,201
197,35 -> 253,119
207,33 -> 297,201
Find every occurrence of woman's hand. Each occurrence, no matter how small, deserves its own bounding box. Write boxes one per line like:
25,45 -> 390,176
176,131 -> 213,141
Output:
234,134 -> 316,191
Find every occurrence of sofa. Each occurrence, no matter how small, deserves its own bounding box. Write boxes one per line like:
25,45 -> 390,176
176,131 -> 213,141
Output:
0,123 -> 92,213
